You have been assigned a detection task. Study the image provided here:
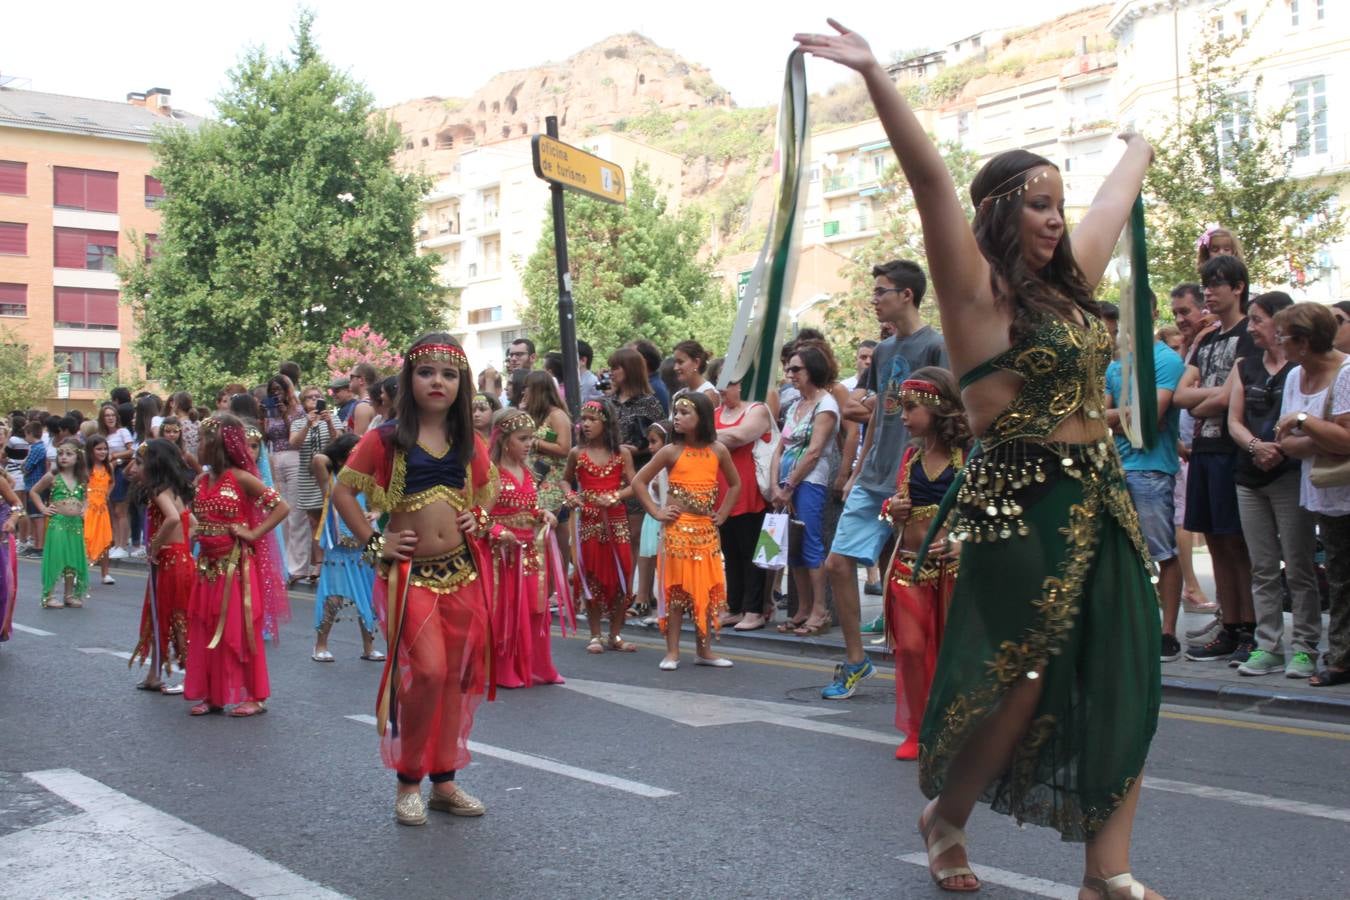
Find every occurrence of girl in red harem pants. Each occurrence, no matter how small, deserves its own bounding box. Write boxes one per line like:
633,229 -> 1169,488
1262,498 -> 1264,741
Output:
487,408 -> 572,688
333,332 -> 499,827
880,369 -> 970,761
129,439 -> 198,694
185,415 -> 289,717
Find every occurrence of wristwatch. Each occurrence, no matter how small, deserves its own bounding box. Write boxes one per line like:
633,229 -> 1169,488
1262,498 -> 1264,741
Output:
1297,412 -> 1309,427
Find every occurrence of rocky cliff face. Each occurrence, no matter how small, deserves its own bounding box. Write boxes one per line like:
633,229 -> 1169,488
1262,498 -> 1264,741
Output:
384,32 -> 733,179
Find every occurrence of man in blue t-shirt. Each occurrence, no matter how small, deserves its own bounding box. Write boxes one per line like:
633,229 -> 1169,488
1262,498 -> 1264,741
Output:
1105,300 -> 1185,663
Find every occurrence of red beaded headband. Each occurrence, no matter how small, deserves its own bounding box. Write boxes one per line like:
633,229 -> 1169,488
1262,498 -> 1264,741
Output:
407,343 -> 469,369
898,378 -> 943,408
580,400 -> 610,421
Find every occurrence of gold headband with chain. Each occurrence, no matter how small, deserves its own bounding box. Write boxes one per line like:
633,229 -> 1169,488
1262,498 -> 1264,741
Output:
977,168 -> 1052,215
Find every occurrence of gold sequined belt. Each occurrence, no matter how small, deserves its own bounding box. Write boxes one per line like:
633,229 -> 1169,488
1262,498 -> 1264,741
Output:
196,523 -> 235,536
380,544 -> 477,593
491,511 -> 538,529
953,440 -> 1114,544
890,549 -> 957,586
670,483 -> 717,517
197,553 -> 233,582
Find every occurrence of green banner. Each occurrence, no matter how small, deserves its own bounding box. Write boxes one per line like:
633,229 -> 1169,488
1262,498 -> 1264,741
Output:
1116,194 -> 1159,450
720,50 -> 809,402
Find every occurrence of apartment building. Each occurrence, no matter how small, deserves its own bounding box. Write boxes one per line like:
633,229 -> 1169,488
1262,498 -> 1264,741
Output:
415,132 -> 682,374
0,84 -> 200,408
1110,0 -> 1349,298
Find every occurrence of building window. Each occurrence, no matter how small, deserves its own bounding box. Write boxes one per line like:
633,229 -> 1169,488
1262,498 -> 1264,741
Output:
53,167 -> 118,213
144,176 -> 165,208
53,287 -> 119,330
481,236 -> 501,275
1291,76 -> 1328,157
54,227 -> 118,270
982,111 -> 1012,142
482,190 -> 499,225
499,328 -> 528,357
0,161 -> 26,196
56,348 -> 119,390
1219,92 -> 1252,162
467,306 -> 503,325
1025,101 -> 1055,132
0,222 -> 26,255
0,282 -> 25,316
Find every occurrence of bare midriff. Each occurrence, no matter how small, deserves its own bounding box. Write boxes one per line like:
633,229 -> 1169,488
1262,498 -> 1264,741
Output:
389,500 -> 465,558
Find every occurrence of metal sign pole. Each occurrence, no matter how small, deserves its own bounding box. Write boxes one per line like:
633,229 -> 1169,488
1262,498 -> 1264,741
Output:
545,115 -> 583,421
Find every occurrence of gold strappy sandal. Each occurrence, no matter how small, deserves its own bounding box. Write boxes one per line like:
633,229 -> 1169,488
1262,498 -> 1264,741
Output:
918,804 -> 979,892
1082,873 -> 1149,899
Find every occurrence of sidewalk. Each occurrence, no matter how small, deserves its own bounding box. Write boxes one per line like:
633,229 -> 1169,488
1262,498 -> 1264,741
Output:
86,549 -> 1350,725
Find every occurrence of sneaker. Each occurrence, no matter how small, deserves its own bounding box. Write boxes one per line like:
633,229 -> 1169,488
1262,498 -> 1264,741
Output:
860,615 -> 885,634
101,574 -> 115,585
1285,652 -> 1317,679
129,545 -> 147,559
21,546 -> 42,559
108,546 -> 128,560
821,658 -> 875,700
1160,633 -> 1181,662
1237,649 -> 1285,676
1186,628 -> 1238,661
1228,633 -> 1256,668
863,581 -> 883,596
1185,614 -> 1222,642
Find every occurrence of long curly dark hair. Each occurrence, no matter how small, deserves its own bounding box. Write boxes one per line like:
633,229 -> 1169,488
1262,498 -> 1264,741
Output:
971,150 -> 1096,342
906,367 -> 972,454
394,332 -> 475,467
135,438 -> 196,506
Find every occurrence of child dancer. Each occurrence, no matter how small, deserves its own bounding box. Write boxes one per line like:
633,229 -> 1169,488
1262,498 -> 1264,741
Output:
0,474 -> 21,641
879,369 -> 970,761
84,436 -> 115,587
160,416 -> 202,473
633,421 -> 672,623
130,440 -> 197,693
472,393 -> 500,444
331,332 -> 498,826
488,408 -> 571,687
185,415 -> 289,717
32,439 -> 88,608
242,420 -> 291,639
312,432 -> 382,663
563,399 -> 637,654
632,393 -> 740,670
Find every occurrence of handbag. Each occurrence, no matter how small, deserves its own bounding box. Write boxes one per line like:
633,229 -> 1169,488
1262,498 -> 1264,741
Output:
749,402 -> 781,501
1310,363 -> 1350,488
753,511 -> 789,570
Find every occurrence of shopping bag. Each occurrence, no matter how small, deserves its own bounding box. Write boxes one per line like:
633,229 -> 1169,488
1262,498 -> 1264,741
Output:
753,511 -> 789,570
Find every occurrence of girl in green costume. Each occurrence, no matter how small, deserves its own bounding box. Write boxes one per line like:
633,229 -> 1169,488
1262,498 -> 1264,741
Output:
798,20 -> 1162,900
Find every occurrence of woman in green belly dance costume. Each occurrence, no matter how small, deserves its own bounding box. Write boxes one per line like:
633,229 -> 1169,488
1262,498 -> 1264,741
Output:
800,21 -> 1163,900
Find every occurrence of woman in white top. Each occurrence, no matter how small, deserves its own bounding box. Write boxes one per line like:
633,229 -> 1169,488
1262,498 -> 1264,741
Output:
671,340 -> 721,404
769,344 -> 841,637
98,403 -> 135,557
1275,302 -> 1350,688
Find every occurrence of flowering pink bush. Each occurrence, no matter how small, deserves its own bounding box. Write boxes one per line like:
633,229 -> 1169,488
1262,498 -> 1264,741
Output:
326,324 -> 403,380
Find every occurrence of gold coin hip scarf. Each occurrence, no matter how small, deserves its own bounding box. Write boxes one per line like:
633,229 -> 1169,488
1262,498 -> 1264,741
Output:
379,544 -> 478,593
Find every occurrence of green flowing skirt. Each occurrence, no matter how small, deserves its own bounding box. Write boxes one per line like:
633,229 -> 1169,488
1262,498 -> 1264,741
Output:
41,514 -> 89,604
918,449 -> 1160,842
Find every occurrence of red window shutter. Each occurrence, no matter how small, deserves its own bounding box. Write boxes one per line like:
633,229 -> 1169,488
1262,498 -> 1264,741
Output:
87,289 -> 120,327
53,167 -> 83,208
0,222 -> 26,254
86,170 -> 118,213
54,287 -> 84,325
0,161 -> 26,196
0,282 -> 25,312
54,228 -> 86,268
145,175 -> 165,200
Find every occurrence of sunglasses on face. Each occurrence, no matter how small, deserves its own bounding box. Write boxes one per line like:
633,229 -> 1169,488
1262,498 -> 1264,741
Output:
784,365 -> 804,374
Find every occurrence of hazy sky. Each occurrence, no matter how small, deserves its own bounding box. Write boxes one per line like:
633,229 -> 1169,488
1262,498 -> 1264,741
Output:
4,0 -> 1095,114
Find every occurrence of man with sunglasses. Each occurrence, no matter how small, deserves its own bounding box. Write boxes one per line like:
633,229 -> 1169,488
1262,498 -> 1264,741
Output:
1174,254 -> 1257,663
820,259 -> 947,700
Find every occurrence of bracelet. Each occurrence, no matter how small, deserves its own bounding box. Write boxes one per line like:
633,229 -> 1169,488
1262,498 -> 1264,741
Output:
471,506 -> 490,533
489,524 -> 505,542
1247,437 -> 1259,456
362,532 -> 385,566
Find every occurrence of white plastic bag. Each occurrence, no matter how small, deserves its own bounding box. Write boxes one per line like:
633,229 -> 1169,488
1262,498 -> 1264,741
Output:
753,511 -> 789,570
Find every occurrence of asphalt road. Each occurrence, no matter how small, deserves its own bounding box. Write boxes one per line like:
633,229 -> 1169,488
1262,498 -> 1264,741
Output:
2,560 -> 1348,899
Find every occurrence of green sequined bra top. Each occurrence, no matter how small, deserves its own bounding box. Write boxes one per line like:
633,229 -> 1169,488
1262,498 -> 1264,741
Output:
959,314 -> 1114,449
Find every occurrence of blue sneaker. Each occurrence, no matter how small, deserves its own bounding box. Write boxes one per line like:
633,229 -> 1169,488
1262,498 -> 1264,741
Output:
822,658 -> 875,700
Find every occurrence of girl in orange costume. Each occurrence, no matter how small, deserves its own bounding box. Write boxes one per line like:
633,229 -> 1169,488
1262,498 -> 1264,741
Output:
880,369 -> 970,760
83,435 -> 115,588
332,333 -> 498,827
632,392 -> 741,670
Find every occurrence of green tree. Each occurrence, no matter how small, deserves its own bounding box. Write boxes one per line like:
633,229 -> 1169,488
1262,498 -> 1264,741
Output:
521,165 -> 734,357
0,328 -> 58,412
823,142 -> 980,349
120,12 -> 444,395
1143,28 -> 1346,292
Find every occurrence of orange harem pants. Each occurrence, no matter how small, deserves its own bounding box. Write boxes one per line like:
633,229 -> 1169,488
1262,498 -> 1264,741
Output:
885,554 -> 957,739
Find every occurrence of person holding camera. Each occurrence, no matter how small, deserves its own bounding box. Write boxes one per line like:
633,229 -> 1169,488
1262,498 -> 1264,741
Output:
291,385 -> 340,584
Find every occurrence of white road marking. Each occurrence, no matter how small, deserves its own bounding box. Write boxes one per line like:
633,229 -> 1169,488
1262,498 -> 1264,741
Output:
14,769 -> 349,899
345,714 -> 677,798
1145,776 -> 1350,823
77,647 -> 133,660
561,677 -> 896,745
898,854 -> 1079,899
10,623 -> 54,636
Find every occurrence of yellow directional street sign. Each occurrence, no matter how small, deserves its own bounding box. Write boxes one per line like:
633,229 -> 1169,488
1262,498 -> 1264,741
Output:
531,135 -> 627,204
